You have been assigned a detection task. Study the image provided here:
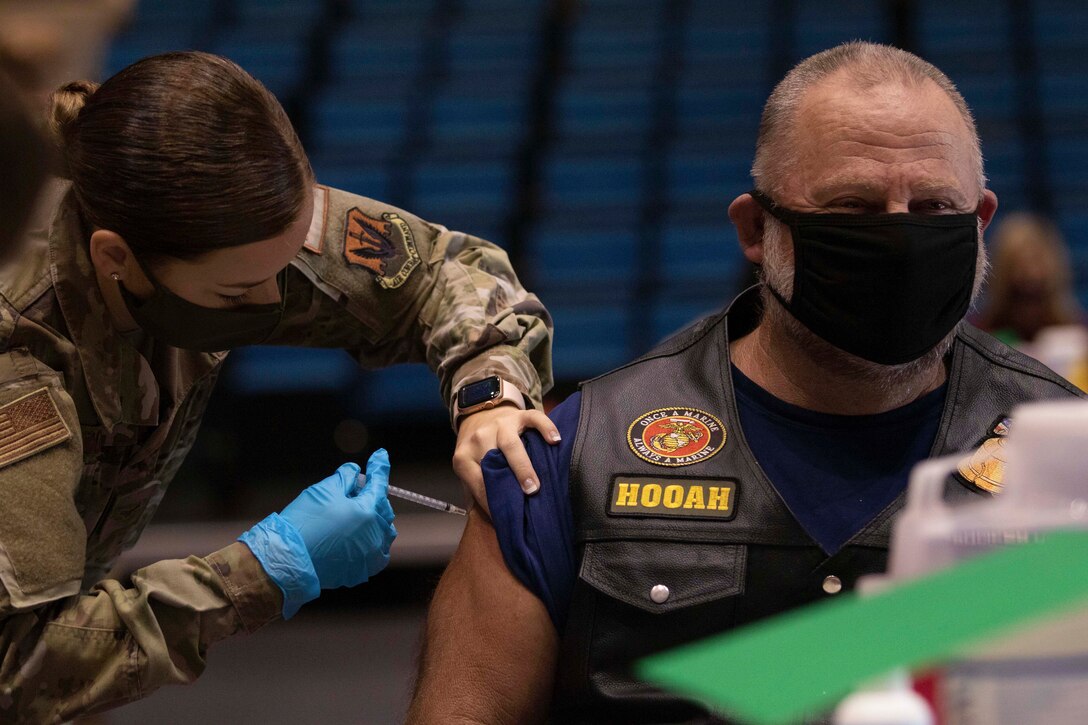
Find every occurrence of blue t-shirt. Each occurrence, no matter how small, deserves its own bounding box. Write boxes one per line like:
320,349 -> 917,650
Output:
731,365 -> 946,555
483,373 -> 947,630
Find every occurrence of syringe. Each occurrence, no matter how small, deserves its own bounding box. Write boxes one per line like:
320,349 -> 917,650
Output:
389,485 -> 468,516
354,473 -> 467,515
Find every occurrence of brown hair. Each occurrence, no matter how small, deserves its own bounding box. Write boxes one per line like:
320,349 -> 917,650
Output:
979,213 -> 1083,339
49,51 -> 312,262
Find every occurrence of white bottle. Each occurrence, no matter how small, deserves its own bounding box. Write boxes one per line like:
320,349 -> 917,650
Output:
885,399 -> 1088,725
833,670 -> 934,725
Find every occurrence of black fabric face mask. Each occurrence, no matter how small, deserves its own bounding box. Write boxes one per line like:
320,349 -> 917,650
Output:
750,189 -> 979,365
119,262 -> 286,353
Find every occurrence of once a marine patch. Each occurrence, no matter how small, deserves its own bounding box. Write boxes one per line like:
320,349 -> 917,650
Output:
609,475 -> 738,520
627,407 -> 726,467
343,208 -> 421,289
0,388 -> 71,470
956,416 -> 1011,494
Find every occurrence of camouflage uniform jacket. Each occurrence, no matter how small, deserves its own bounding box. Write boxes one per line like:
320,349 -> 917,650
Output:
0,181 -> 553,722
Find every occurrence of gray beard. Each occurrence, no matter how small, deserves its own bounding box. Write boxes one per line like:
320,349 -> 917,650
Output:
758,285 -> 956,394
757,216 -> 988,394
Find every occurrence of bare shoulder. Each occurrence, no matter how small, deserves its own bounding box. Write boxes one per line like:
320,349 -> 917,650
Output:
407,509 -> 558,725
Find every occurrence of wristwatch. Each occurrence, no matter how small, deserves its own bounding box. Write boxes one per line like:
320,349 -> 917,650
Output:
453,376 -> 525,422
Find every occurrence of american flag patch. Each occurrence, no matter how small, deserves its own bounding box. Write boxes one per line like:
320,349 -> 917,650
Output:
0,388 -> 71,470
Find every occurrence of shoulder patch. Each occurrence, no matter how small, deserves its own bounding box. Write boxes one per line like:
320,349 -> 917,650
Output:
343,207 -> 421,289
609,475 -> 738,520
302,185 -> 330,254
0,388 -> 72,470
956,416 -> 1011,494
627,407 -> 726,467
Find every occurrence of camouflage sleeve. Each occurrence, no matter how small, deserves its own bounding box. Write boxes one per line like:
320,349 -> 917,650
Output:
278,186 -> 554,418
415,226 -> 555,415
0,362 -> 281,722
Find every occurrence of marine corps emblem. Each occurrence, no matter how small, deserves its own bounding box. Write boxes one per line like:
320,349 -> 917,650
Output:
627,407 -> 726,467
343,208 -> 421,289
956,416 -> 1012,494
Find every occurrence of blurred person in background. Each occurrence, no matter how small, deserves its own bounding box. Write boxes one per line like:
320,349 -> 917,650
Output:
976,212 -> 1086,347
0,50 -> 555,722
0,67 -> 49,254
975,213 -> 1088,390
0,0 -> 134,107
408,42 -> 1086,724
0,0 -> 133,253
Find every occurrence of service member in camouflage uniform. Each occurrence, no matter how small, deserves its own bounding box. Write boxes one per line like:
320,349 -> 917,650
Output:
0,51 -> 555,722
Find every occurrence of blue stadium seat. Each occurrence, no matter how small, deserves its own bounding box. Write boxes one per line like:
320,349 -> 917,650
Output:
526,226 -> 639,286
954,75 -> 1019,121
105,37 -> 201,77
410,161 -> 515,228
547,303 -> 631,379
344,0 -> 437,16
212,30 -> 310,100
916,0 -> 1009,55
981,139 -> 1025,201
554,87 -> 654,141
657,224 -> 743,287
574,0 -> 668,29
1039,76 -> 1088,117
103,0 -> 215,74
651,302 -> 724,346
674,85 -> 767,133
309,96 -> 409,154
792,0 -> 890,61
226,347 -> 360,395
458,3 -> 542,35
312,166 -> 391,203
665,152 -> 751,213
1047,138 -> 1088,190
687,0 -> 770,27
355,364 -> 445,417
329,28 -> 426,86
427,94 -> 529,154
447,32 -> 540,72
1057,214 -> 1088,252
684,26 -> 772,69
539,155 -> 646,215
233,0 -> 324,26
1034,0 -> 1088,48
568,27 -> 662,72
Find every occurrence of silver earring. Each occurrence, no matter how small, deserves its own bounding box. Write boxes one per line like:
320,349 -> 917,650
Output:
110,273 -> 120,281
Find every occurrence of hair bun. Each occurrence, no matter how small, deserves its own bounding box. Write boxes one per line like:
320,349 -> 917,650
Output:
48,80 -> 100,176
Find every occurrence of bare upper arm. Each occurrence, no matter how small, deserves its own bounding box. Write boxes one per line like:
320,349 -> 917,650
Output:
407,508 -> 558,725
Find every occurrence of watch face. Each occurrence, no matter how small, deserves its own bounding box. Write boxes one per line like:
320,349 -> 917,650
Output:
459,377 -> 502,408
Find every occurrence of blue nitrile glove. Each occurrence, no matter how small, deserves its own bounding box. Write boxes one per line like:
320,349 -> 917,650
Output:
239,450 -> 397,619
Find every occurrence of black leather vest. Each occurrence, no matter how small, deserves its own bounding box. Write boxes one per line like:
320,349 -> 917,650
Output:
553,292 -> 1083,724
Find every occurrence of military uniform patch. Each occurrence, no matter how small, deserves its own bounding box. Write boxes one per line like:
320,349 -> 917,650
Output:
0,388 -> 71,470
609,475 -> 738,520
343,207 -> 421,289
627,407 -> 726,467
956,416 -> 1011,494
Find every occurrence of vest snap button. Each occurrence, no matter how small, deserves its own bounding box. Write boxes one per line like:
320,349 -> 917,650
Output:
822,575 -> 843,594
650,584 -> 670,604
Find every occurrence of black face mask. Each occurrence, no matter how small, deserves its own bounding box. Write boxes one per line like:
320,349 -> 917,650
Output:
750,189 -> 979,365
119,262 -> 286,353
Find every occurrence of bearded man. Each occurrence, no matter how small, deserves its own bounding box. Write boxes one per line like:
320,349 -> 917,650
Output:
406,41 -> 1085,725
